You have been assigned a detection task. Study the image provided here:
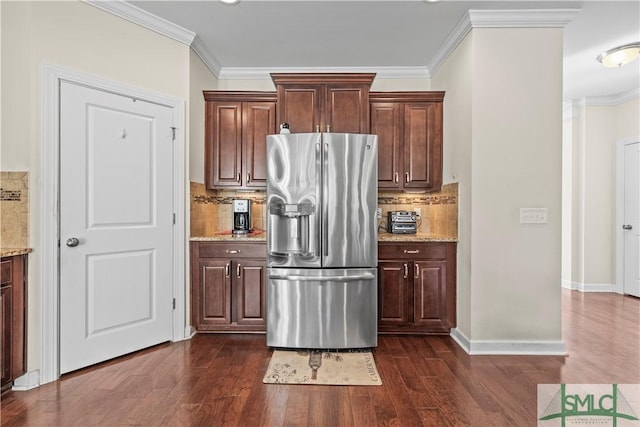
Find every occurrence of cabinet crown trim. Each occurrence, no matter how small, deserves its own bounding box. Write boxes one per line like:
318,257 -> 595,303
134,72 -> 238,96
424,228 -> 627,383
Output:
271,73 -> 376,85
369,91 -> 445,103
203,91 -> 277,102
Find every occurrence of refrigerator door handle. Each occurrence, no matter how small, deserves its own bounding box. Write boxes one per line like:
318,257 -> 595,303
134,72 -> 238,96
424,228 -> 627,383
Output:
268,273 -> 376,282
322,142 -> 329,258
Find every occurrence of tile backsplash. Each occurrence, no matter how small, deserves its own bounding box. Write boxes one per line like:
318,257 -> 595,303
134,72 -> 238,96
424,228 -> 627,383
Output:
190,182 -> 458,239
1,172 -> 29,248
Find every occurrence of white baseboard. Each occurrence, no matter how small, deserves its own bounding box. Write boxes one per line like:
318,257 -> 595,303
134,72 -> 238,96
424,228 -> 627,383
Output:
562,280 -> 616,292
450,328 -> 567,356
12,370 -> 41,391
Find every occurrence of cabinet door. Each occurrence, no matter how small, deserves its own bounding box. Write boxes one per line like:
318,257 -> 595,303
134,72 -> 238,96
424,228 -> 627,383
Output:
235,260 -> 266,326
403,103 -> 443,191
1,286 -> 11,387
277,85 -> 322,133
325,84 -> 369,133
199,260 -> 232,326
378,261 -> 411,326
370,103 -> 402,189
413,260 -> 448,330
206,101 -> 242,189
243,102 -> 276,189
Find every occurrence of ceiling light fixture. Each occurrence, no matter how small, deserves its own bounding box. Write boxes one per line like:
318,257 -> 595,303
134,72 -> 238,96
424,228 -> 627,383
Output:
220,0 -> 240,4
596,42 -> 640,67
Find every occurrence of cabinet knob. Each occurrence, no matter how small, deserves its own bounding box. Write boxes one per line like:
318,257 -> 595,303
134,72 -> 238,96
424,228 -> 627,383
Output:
225,263 -> 230,277
394,172 -> 399,184
415,263 -> 419,278
404,249 -> 419,254
237,264 -> 241,278
236,172 -> 241,183
226,249 -> 240,254
247,172 -> 251,183
403,263 -> 408,279
405,172 -> 410,183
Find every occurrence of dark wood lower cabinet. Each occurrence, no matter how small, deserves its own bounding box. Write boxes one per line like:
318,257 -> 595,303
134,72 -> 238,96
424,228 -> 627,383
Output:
191,242 -> 266,332
378,242 -> 456,334
1,254 -> 27,393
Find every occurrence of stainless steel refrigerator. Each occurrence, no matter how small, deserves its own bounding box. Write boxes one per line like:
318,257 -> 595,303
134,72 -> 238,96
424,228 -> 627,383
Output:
266,132 -> 378,349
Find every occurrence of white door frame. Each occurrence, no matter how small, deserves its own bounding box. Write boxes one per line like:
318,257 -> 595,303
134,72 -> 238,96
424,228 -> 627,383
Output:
40,63 -> 187,385
615,135 -> 640,294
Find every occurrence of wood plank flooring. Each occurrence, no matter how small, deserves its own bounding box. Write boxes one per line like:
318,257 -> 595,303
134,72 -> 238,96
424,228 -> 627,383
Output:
1,290 -> 638,426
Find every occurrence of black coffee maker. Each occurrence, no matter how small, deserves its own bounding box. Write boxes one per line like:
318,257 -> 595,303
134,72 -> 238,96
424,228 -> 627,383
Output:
232,199 -> 252,234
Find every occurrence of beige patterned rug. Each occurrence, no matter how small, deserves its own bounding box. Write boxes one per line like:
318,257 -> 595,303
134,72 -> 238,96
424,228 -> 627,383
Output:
263,349 -> 382,386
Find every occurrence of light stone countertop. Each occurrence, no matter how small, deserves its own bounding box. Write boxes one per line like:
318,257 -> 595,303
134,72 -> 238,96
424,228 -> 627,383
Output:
190,230 -> 456,243
1,248 -> 33,257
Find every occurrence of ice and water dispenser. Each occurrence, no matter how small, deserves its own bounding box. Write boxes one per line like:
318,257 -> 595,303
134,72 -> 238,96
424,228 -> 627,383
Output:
267,201 -> 315,257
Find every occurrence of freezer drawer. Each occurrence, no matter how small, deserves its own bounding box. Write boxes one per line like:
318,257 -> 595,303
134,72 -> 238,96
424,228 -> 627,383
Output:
266,268 -> 378,349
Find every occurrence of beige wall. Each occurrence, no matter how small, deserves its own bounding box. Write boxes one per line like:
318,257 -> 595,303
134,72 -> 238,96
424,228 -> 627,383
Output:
431,35 -> 473,338
189,51 -> 219,184
1,0 -> 192,371
433,27 -> 564,346
564,96 -> 640,290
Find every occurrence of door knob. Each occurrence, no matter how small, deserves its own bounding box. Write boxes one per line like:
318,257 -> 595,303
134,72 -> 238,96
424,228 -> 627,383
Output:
622,224 -> 633,230
66,237 -> 80,247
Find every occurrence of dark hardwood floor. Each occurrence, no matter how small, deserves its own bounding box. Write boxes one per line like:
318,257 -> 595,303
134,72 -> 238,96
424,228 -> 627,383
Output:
1,290 -> 638,426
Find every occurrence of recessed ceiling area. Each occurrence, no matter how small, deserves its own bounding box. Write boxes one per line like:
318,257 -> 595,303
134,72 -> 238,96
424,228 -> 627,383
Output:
124,0 -> 640,101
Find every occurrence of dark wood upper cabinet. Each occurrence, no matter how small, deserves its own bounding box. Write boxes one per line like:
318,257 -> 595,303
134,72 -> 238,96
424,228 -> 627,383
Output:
271,73 -> 375,134
370,92 -> 444,192
204,91 -> 277,190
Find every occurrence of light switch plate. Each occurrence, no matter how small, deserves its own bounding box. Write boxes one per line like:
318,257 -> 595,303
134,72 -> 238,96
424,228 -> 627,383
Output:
520,208 -> 548,224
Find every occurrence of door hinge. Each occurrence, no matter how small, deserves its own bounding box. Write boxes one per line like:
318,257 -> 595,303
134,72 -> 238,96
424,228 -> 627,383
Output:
170,127 -> 176,141
172,298 -> 176,310
173,213 -> 176,225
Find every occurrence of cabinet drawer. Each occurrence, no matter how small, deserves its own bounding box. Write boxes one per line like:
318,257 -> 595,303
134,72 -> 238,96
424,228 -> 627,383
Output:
195,242 -> 266,259
1,260 -> 12,285
378,242 -> 446,260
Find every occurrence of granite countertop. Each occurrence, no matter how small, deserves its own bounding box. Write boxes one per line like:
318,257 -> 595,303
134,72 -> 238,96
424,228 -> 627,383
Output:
378,231 -> 457,242
1,248 -> 33,257
190,229 -> 267,242
190,230 -> 456,243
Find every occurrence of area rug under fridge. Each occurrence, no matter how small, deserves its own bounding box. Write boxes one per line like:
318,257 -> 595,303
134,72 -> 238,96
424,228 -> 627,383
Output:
263,349 -> 382,386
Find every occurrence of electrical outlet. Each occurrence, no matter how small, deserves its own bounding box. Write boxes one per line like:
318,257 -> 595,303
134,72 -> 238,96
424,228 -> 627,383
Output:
376,207 -> 382,219
415,208 -> 421,218
520,208 -> 548,224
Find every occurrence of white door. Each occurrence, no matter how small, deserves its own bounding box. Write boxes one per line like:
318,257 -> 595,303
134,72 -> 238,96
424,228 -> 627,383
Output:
623,142 -> 640,297
59,81 -> 174,374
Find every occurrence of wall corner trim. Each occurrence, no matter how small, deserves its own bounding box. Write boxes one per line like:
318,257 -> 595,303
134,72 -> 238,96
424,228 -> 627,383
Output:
451,329 -> 567,356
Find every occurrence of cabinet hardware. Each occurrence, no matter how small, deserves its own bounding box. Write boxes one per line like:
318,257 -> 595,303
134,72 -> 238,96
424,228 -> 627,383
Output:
623,224 -> 633,230
326,125 -> 330,132
394,172 -> 399,184
316,125 -> 320,133
237,264 -> 241,278
404,249 -> 419,254
415,263 -> 419,278
225,263 -> 230,277
247,172 -> 251,183
403,263 -> 408,279
226,249 -> 240,254
236,172 -> 241,183
405,172 -> 410,183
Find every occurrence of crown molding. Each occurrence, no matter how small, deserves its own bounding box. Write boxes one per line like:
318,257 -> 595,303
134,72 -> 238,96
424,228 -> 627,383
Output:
83,0 -> 196,46
580,89 -> 640,106
217,66 -> 430,80
428,8 -> 581,75
191,35 -> 223,77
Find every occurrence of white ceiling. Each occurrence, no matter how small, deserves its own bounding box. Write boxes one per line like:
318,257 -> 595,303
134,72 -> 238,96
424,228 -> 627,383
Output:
121,0 -> 640,102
